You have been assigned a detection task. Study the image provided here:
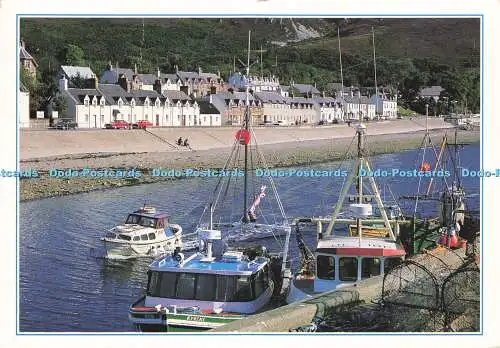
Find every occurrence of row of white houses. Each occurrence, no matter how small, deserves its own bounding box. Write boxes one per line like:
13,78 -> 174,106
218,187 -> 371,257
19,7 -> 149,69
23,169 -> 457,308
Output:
60,77 -> 221,128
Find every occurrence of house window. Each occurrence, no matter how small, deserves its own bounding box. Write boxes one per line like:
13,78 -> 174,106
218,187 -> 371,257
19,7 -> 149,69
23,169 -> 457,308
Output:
92,99 -> 97,106
100,115 -> 104,124
145,114 -> 148,120
84,114 -> 89,123
84,100 -> 89,107
100,99 -> 105,106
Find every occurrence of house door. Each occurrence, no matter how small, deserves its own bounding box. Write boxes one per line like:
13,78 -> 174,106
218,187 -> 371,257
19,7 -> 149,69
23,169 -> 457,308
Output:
93,115 -> 97,128
156,114 -> 159,126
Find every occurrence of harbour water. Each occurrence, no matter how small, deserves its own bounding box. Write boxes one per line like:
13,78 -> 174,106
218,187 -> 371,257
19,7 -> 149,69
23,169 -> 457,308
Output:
19,143 -> 480,332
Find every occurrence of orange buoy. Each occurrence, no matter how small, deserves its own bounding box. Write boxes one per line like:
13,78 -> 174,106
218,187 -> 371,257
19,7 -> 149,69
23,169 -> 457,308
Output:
419,161 -> 431,172
235,129 -> 250,145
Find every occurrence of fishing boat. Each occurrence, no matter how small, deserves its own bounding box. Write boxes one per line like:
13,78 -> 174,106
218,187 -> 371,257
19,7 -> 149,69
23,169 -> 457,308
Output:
128,30 -> 291,332
286,120 -> 407,304
398,119 -> 479,255
100,205 -> 182,259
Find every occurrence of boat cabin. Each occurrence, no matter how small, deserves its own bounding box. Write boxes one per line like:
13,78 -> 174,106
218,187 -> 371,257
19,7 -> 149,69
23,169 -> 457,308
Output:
104,206 -> 177,242
143,252 -> 272,311
312,237 -> 406,293
126,207 -> 169,229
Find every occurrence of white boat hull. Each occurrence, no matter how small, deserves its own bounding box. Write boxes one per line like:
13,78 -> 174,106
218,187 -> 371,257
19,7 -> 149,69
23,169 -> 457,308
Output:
102,234 -> 181,260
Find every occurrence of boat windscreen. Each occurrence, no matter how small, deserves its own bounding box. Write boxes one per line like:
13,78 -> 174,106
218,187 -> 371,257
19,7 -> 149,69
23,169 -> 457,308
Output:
146,270 -> 268,302
126,214 -> 157,228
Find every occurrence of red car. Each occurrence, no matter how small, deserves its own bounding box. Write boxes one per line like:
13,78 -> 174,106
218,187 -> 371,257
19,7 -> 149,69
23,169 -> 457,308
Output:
133,120 -> 153,129
105,120 -> 130,129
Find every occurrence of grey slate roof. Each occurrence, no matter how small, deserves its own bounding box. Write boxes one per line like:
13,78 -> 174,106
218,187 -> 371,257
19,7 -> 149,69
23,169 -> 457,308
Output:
311,97 -> 338,104
289,96 -> 314,105
254,92 -> 287,104
177,71 -> 201,82
292,84 -> 320,95
20,83 -> 29,93
420,86 -> 444,97
100,68 -> 135,84
19,46 -> 38,66
61,65 -> 95,80
197,100 -> 220,115
137,73 -> 156,85
66,88 -> 111,105
215,91 -> 255,102
162,90 -> 190,101
161,73 -> 181,83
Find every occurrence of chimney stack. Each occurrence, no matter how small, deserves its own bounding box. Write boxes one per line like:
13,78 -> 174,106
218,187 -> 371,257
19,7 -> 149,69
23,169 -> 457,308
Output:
93,73 -> 99,89
59,75 -> 68,91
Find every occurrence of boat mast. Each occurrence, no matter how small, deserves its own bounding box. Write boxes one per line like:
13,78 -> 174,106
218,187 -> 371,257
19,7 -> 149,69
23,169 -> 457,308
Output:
338,26 -> 344,101
242,30 -> 251,223
356,115 -> 364,239
372,26 -> 379,117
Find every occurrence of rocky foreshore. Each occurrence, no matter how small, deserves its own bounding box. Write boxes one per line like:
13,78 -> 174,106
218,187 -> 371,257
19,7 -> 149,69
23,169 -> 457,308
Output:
19,128 -> 480,202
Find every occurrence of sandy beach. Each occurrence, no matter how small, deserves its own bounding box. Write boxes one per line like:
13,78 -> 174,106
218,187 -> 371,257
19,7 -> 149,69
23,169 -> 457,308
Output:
19,118 -> 480,201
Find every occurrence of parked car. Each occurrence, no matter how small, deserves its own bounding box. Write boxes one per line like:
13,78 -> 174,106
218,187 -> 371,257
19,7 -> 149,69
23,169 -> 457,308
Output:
259,121 -> 273,126
105,120 -> 130,129
54,119 -> 78,130
132,120 -> 153,129
274,120 -> 291,126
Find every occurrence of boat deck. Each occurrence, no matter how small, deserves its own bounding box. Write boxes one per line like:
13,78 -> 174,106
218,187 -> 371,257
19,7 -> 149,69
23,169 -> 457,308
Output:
150,253 -> 268,275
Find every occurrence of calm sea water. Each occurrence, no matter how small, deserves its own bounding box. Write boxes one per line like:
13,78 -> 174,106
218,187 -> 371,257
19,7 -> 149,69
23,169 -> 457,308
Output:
19,142 -> 480,332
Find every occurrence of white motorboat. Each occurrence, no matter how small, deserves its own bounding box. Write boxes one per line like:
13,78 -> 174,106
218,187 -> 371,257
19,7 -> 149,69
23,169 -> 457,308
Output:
101,205 -> 182,259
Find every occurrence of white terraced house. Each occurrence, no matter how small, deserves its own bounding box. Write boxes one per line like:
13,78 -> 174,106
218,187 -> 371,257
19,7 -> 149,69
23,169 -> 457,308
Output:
253,92 -> 316,125
312,96 -> 344,123
371,94 -> 398,119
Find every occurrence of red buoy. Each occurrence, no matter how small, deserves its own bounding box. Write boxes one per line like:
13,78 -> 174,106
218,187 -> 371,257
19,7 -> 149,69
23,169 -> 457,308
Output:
235,129 -> 250,145
419,161 -> 431,172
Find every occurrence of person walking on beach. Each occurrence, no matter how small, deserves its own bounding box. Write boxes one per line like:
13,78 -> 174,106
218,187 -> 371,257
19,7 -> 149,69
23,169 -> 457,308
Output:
177,137 -> 183,146
183,138 -> 189,147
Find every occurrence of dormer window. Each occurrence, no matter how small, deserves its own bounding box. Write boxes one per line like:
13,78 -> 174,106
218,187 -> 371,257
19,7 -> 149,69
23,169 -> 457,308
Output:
92,97 -> 98,106
131,99 -> 136,107
118,99 -> 123,107
155,99 -> 161,107
100,97 -> 105,106
144,99 -> 149,107
84,97 -> 90,107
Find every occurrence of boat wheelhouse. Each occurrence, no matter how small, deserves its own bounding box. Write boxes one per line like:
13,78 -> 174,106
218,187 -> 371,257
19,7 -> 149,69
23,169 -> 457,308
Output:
101,206 -> 182,259
129,229 -> 277,331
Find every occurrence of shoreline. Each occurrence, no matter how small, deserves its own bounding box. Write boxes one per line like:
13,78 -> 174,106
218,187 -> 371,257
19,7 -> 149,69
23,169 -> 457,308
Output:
19,128 -> 480,202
